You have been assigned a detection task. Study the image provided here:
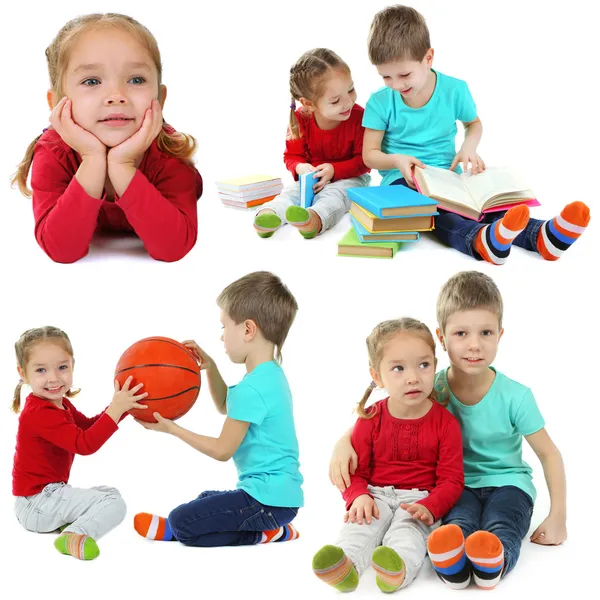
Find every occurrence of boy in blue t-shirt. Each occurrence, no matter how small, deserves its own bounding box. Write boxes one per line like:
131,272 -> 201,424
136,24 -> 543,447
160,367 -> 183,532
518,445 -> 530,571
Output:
133,271 -> 303,546
362,5 -> 589,265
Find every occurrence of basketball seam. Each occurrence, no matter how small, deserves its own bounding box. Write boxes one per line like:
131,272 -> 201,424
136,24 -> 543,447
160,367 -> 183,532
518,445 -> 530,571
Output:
141,387 -> 200,401
115,363 -> 199,376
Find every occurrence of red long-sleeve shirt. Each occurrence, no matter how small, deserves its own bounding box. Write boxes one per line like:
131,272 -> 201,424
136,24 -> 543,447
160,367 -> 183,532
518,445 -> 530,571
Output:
283,105 -> 369,181
12,394 -> 119,496
342,399 -> 464,521
30,126 -> 203,264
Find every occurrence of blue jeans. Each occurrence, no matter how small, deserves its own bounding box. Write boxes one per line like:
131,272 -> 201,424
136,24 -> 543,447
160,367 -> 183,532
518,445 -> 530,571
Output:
442,486 -> 534,577
391,178 -> 543,259
167,489 -> 299,547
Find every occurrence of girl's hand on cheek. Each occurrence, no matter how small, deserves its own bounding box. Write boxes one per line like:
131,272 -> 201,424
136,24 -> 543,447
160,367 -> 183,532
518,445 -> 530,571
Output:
107,99 -> 163,167
50,97 -> 106,160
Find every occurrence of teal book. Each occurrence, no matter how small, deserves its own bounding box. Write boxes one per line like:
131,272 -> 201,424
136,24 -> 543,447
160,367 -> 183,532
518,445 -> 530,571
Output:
299,172 -> 318,208
337,227 -> 401,259
347,185 -> 438,219
351,216 -> 420,243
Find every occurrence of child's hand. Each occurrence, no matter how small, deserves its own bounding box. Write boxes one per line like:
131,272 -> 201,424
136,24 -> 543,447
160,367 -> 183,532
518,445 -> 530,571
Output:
530,515 -> 567,546
344,494 -> 379,525
106,376 -> 148,423
313,163 -> 334,193
296,163 -> 318,176
182,340 -> 214,371
135,412 -> 177,434
450,149 -> 486,174
50,97 -> 106,160
394,154 -> 425,189
107,99 -> 163,167
329,438 -> 358,492
400,502 -> 434,526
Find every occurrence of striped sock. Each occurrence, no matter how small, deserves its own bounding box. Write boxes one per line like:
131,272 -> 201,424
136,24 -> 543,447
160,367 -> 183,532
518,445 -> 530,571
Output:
133,512 -> 176,541
371,546 -> 406,592
427,524 -> 471,589
285,206 -> 322,239
312,545 -> 359,592
536,201 -> 590,260
254,210 -> 282,238
474,205 -> 530,265
54,533 -> 100,560
260,523 -> 299,543
464,531 -> 504,590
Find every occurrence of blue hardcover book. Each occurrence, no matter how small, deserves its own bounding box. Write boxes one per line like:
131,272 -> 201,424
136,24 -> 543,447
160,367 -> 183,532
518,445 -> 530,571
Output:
299,172 -> 318,208
347,185 -> 438,219
351,216 -> 420,243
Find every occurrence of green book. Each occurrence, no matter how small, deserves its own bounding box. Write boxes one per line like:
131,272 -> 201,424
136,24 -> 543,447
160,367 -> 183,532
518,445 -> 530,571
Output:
337,227 -> 401,259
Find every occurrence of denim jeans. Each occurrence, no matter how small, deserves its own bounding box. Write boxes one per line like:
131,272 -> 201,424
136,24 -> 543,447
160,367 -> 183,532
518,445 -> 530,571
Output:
391,178 -> 543,259
442,486 -> 534,577
167,489 -> 299,547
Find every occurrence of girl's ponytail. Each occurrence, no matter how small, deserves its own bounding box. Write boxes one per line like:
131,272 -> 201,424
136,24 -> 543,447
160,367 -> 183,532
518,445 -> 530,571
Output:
11,134 -> 42,197
357,381 -> 378,419
288,99 -> 301,140
12,381 -> 23,414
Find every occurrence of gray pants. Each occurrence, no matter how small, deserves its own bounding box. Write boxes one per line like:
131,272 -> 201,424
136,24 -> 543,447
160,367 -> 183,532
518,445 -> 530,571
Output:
14,482 -> 126,540
335,486 -> 440,589
258,174 -> 371,232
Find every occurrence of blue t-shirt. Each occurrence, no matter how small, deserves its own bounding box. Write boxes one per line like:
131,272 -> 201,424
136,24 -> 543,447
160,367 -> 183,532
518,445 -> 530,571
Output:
226,361 -> 304,508
435,368 -> 545,502
363,70 -> 477,185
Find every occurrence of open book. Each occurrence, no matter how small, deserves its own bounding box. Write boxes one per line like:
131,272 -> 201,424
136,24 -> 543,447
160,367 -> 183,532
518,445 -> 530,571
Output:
413,166 -> 540,221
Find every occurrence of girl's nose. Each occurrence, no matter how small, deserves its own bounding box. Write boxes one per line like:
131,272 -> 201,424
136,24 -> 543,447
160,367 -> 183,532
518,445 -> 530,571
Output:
105,90 -> 127,105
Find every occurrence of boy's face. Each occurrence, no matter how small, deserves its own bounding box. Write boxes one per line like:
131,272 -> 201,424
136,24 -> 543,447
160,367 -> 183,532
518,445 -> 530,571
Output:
376,50 -> 434,100
220,310 -> 248,364
437,309 -> 504,376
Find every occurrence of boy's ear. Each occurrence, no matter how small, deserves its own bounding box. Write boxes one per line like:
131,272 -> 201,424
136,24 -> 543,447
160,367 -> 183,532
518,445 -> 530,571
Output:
499,328 -> 505,341
436,327 -> 446,349
369,366 -> 383,389
158,84 -> 167,108
424,48 -> 435,66
298,97 -> 315,112
244,319 -> 258,342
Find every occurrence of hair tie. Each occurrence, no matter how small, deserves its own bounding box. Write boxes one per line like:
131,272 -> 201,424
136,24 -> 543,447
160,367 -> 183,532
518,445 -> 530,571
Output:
290,99 -> 296,110
368,380 -> 377,390
42,127 -> 49,133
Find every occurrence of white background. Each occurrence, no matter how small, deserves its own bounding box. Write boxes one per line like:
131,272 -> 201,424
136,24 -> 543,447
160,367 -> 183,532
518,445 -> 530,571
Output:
0,0 -> 597,598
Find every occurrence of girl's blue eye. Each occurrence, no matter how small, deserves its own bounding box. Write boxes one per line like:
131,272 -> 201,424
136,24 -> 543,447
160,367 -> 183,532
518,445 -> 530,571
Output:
59,365 -> 68,370
420,362 -> 430,369
129,76 -> 146,85
36,368 -> 45,373
82,78 -> 100,86
392,365 -> 404,372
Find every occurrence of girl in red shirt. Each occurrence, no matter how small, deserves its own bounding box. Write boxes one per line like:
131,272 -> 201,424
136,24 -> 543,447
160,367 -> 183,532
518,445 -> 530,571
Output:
12,326 -> 147,560
11,13 -> 202,264
254,48 -> 370,240
312,318 -> 463,593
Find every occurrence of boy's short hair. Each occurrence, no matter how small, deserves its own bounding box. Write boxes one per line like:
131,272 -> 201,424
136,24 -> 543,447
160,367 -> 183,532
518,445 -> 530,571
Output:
368,5 -> 431,65
217,271 -> 298,362
436,271 -> 503,332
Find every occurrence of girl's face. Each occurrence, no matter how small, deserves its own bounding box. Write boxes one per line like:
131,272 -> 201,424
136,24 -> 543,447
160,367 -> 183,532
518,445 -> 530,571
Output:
18,342 -> 74,404
371,333 -> 436,408
438,309 -> 503,376
60,27 -> 164,147
311,69 -> 357,123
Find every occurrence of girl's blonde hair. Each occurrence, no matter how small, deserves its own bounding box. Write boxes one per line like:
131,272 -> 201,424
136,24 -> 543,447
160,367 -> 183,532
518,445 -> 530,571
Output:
288,48 -> 351,140
357,317 -> 444,419
12,13 -> 197,197
13,326 -> 79,414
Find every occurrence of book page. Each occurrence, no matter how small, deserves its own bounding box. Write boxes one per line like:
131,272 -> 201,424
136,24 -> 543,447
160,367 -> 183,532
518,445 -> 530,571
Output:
463,168 -> 532,209
420,166 -> 473,208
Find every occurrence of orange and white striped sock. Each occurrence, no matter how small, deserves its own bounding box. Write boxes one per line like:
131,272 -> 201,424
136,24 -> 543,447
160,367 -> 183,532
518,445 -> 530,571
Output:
427,524 -> 471,589
133,512 -> 176,541
474,205 -> 530,265
536,201 -> 590,260
259,523 -> 299,543
464,530 -> 504,590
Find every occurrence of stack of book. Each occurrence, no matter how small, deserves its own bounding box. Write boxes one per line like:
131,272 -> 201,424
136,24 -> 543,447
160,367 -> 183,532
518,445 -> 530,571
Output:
337,185 -> 438,259
216,174 -> 283,209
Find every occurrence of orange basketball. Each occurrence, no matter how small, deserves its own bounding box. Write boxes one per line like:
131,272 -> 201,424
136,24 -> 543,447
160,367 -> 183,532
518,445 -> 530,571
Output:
114,337 -> 201,422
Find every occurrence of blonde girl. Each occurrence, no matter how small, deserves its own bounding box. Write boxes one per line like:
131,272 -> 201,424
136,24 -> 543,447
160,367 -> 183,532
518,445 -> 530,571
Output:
254,48 -> 370,240
12,13 -> 202,263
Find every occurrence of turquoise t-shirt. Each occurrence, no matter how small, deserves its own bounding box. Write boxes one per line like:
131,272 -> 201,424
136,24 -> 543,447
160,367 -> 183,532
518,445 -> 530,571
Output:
434,368 -> 545,502
363,70 -> 478,185
226,361 -> 304,508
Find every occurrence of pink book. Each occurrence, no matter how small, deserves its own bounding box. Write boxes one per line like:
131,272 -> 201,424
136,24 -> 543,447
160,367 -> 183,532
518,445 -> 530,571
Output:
412,165 -> 540,222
